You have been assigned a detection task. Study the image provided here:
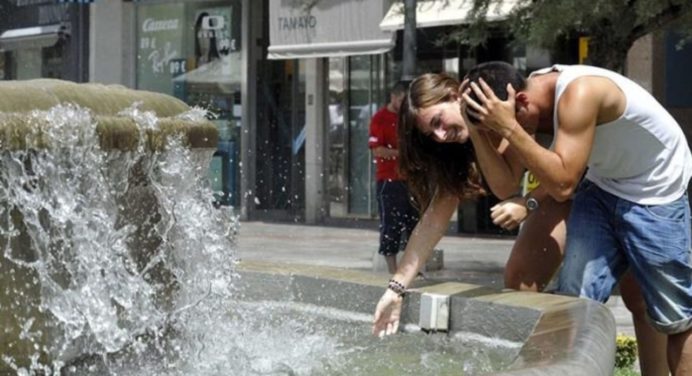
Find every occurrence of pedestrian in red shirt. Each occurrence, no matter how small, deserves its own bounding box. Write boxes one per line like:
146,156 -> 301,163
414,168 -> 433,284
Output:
369,82 -> 420,274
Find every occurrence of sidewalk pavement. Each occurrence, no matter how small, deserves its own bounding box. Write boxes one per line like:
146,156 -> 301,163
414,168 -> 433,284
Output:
236,220 -> 635,336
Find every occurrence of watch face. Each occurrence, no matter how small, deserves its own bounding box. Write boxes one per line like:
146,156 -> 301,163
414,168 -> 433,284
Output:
526,198 -> 539,211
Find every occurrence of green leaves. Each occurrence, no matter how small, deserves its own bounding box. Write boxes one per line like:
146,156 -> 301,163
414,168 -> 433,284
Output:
444,0 -> 692,70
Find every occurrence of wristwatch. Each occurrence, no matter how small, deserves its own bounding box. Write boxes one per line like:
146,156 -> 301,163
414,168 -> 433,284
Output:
525,196 -> 539,212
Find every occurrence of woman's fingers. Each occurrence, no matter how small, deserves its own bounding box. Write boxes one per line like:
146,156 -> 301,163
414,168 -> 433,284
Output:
385,322 -> 394,336
490,207 -> 517,229
491,211 -> 507,224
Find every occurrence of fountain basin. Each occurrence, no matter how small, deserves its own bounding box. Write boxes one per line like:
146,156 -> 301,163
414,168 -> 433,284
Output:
235,260 -> 616,376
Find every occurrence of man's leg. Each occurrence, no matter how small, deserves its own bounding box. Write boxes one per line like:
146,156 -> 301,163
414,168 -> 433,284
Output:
377,181 -> 400,274
669,330 -> 692,376
620,272 -> 669,376
385,181 -> 415,272
505,198 -> 570,291
558,180 -> 627,301
384,254 -> 398,274
617,193 -> 692,375
399,183 -> 420,250
390,182 -> 414,275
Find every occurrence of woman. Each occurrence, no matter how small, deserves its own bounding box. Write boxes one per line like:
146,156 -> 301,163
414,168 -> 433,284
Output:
373,73 -> 667,375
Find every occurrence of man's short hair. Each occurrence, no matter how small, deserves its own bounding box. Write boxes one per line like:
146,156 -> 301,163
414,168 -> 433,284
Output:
465,61 -> 526,123
466,61 -> 526,101
390,82 -> 407,97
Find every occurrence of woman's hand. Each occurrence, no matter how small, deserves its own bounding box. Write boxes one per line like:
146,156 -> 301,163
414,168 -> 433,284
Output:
372,288 -> 403,337
490,196 -> 528,230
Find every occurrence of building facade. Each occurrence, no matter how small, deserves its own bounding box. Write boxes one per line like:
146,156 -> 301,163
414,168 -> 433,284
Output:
0,0 -> 89,82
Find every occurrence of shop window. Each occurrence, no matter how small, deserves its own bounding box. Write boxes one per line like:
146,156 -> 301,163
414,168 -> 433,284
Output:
327,57 -> 347,217
11,44 -> 63,80
348,55 -> 380,216
135,1 -> 242,207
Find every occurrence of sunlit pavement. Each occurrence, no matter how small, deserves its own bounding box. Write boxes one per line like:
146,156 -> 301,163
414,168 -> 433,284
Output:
237,220 -> 635,336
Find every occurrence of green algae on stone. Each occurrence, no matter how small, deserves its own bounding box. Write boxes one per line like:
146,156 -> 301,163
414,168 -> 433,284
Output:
0,113 -> 50,150
147,118 -> 218,151
0,79 -> 218,151
15,79 -> 190,117
95,116 -> 140,151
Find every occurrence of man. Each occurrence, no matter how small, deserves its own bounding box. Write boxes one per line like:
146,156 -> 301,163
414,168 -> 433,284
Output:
369,82 -> 419,274
462,61 -> 692,375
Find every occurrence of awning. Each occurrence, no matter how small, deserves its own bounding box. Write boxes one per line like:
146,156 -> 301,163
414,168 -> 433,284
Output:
380,0 -> 519,31
0,24 -> 69,51
267,0 -> 394,60
173,56 -> 241,94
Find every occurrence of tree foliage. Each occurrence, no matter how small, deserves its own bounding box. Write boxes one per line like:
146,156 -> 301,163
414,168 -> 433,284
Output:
457,0 -> 692,70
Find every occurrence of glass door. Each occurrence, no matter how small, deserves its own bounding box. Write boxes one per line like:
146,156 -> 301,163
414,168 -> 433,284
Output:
347,55 -> 384,216
327,54 -> 389,218
327,57 -> 347,217
254,59 -> 306,220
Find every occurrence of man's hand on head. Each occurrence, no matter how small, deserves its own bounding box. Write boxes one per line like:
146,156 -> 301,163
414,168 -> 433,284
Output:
459,79 -> 489,134
462,78 -> 520,139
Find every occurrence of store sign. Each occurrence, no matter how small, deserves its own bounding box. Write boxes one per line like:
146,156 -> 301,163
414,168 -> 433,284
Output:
136,3 -> 184,94
277,15 -> 317,31
267,0 -> 393,59
142,18 -> 180,33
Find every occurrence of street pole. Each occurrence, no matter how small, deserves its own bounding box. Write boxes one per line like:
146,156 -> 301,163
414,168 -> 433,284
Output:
401,0 -> 417,85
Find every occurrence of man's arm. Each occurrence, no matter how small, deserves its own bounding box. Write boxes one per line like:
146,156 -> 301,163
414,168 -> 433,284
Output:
468,125 -> 526,199
372,146 -> 398,159
508,81 -> 596,201
466,78 -> 598,201
368,111 -> 398,159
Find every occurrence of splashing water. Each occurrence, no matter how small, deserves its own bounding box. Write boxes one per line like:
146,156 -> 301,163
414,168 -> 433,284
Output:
0,104 -> 239,374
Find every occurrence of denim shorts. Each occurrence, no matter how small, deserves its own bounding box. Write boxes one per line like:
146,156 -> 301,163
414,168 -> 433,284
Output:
558,179 -> 692,334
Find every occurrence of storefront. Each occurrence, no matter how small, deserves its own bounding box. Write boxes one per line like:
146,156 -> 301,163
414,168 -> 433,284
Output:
266,0 -> 396,222
133,0 -> 242,207
263,0 -> 523,226
0,0 -> 89,82
126,0 -> 530,229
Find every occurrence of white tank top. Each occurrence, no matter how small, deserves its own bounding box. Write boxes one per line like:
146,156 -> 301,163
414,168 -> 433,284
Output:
531,65 -> 692,205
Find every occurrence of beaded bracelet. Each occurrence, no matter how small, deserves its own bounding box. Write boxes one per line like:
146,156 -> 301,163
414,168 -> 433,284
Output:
388,279 -> 407,297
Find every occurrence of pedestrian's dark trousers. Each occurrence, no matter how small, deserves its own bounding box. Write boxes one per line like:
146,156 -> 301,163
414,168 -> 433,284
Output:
376,180 -> 419,256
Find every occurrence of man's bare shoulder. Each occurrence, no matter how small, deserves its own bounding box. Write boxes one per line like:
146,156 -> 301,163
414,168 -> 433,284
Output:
559,76 -> 624,124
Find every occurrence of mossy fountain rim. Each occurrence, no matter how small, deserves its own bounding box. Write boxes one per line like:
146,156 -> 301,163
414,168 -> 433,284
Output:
0,78 -> 218,151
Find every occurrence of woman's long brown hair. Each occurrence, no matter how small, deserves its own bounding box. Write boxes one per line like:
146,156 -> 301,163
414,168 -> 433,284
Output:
398,73 -> 484,211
